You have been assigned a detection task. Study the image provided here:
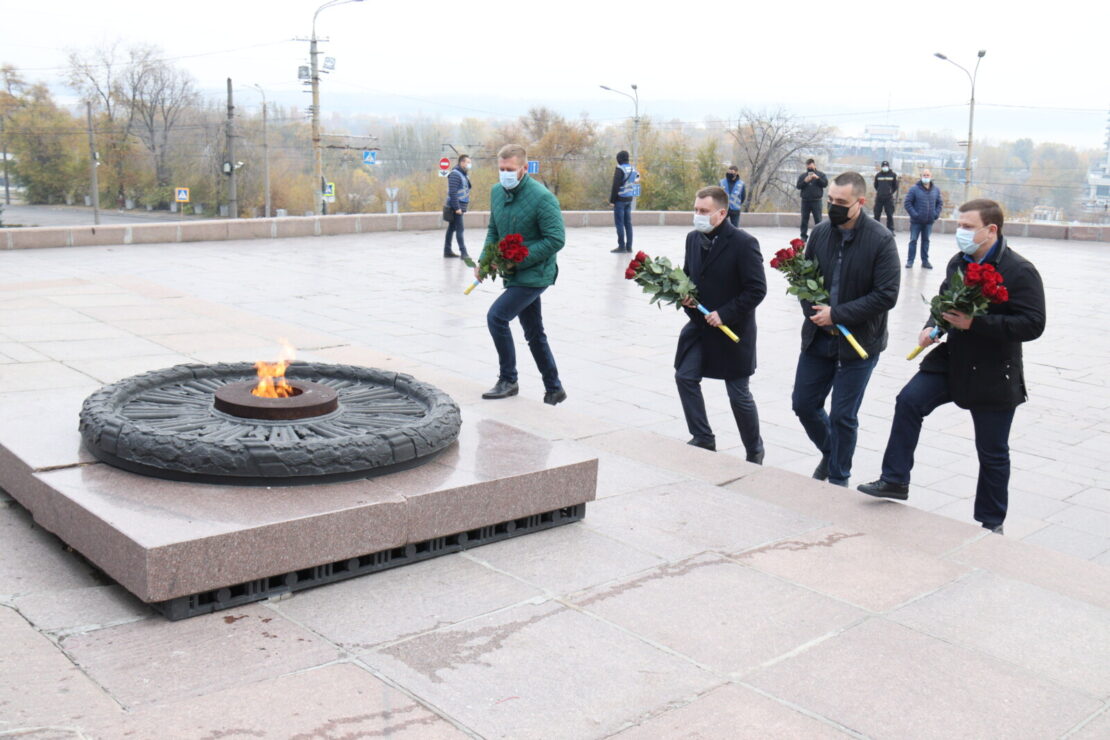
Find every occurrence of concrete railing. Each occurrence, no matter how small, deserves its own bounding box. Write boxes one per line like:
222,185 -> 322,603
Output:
3,211 -> 1107,250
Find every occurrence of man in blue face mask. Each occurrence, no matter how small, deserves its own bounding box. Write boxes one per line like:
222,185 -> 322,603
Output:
858,199 -> 1047,535
474,144 -> 568,405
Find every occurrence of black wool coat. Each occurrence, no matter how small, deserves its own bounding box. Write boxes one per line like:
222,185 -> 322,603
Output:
919,237 -> 1046,410
674,220 -> 767,379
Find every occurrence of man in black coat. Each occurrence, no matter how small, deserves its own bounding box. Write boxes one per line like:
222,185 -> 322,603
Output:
858,199 -> 1046,534
675,186 -> 767,462
796,158 -> 828,240
791,171 -> 901,487
873,161 -> 898,231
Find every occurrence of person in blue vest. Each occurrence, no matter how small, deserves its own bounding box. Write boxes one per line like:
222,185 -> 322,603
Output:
608,150 -> 638,253
720,165 -> 747,226
903,169 -> 943,269
443,154 -> 472,258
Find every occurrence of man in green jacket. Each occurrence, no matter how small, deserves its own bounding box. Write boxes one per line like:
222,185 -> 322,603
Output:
474,143 -> 567,405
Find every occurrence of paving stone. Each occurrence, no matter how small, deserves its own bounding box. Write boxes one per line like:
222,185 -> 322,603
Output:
591,451 -> 686,499
368,600 -> 720,740
746,618 -> 1102,740
1021,523 -> 1110,561
86,662 -> 466,739
1068,487 -> 1110,513
59,605 -> 342,708
580,427 -> 759,485
891,570 -> 1110,696
611,683 -> 850,739
273,553 -> 541,652
13,585 -> 152,634
0,507 -> 103,597
0,362 -> 96,393
1047,504 -> 1110,538
571,553 -> 863,675
1071,707 -> 1110,739
733,527 -> 970,612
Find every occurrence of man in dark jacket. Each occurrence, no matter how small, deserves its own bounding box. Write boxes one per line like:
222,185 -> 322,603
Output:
903,169 -> 943,268
720,165 -> 746,226
796,158 -> 828,240
858,199 -> 1046,534
676,186 -> 767,461
873,161 -> 898,232
608,150 -> 638,253
443,154 -> 471,258
791,171 -> 901,486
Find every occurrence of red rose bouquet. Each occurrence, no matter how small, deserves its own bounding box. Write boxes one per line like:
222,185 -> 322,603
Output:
625,251 -> 739,343
463,233 -> 529,294
769,238 -> 868,359
907,262 -> 1010,359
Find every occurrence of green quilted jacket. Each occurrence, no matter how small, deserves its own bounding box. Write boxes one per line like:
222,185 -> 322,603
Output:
483,175 -> 565,288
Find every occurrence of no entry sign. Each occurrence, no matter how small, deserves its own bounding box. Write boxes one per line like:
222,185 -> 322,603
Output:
439,157 -> 451,171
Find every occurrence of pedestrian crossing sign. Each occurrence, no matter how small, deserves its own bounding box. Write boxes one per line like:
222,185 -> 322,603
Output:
175,187 -> 190,203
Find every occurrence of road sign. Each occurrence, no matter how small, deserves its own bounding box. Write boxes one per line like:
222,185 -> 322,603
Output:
324,182 -> 336,203
362,150 -> 377,165
385,187 -> 398,200
527,160 -> 539,174
175,187 -> 190,203
439,157 -> 451,171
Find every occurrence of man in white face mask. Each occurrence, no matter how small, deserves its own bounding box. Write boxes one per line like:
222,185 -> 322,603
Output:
674,186 -> 767,462
859,199 -> 1046,535
903,169 -> 943,268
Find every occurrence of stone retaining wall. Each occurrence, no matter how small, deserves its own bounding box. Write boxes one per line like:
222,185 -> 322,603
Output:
3,211 -> 1106,250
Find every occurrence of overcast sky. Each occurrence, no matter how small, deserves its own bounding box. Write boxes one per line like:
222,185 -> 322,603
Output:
4,0 -> 1108,149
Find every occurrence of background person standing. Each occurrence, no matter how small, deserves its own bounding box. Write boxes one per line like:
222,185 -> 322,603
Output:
903,169 -> 943,268
873,160 -> 898,231
720,165 -> 747,226
608,150 -> 638,253
796,158 -> 828,241
443,154 -> 472,259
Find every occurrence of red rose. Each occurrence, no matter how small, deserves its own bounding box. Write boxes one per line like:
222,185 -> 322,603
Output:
775,248 -> 791,262
991,286 -> 1009,303
629,260 -> 642,271
624,267 -> 636,280
770,258 -> 780,269
635,251 -> 649,262
790,238 -> 805,249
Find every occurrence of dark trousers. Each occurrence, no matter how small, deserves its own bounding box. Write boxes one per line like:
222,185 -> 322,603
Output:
727,209 -> 741,226
487,286 -> 561,392
613,200 -> 633,251
880,370 -> 1015,529
800,200 -> 822,238
791,331 -> 878,483
874,197 -> 895,230
907,222 -> 933,264
444,211 -> 468,256
675,340 -> 763,456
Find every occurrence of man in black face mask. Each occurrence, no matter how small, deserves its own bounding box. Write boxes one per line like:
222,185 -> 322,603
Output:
796,158 -> 828,240
790,171 -> 901,488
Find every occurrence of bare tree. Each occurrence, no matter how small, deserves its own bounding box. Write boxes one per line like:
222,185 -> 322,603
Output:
729,109 -> 830,211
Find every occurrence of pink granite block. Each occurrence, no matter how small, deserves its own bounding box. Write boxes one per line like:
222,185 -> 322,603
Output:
128,223 -> 180,245
662,211 -> 691,226
630,211 -> 660,225
319,214 -> 360,236
1028,223 -> 1067,239
1068,226 -> 1102,242
7,227 -> 71,250
358,213 -> 400,232
740,213 -> 775,227
226,218 -> 275,239
560,210 -> 591,227
398,212 -> 441,230
70,225 -> 129,247
275,216 -> 317,238
180,220 -> 230,242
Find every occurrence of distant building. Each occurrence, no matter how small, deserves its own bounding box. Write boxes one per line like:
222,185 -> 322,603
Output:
1083,111 -> 1110,220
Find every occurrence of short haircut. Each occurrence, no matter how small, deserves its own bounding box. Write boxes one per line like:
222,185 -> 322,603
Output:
959,198 -> 1005,233
458,154 -> 471,163
695,186 -> 729,211
806,158 -> 816,165
727,164 -> 739,172
497,144 -> 527,163
833,171 -> 867,198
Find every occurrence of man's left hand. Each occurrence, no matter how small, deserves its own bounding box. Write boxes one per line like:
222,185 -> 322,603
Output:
704,311 -> 722,328
941,309 -> 973,330
809,304 -> 834,327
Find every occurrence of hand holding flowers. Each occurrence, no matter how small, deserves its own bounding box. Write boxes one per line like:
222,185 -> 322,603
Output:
624,251 -> 739,343
463,233 -> 529,294
907,262 -> 1010,359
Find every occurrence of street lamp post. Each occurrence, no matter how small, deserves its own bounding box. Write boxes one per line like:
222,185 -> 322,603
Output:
934,50 -> 986,204
310,0 -> 363,216
249,84 -> 271,218
600,83 -> 640,207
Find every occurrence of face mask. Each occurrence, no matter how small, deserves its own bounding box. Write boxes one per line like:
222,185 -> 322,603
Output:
462,163 -> 471,171
827,202 -> 852,226
499,169 -> 520,190
955,227 -> 981,255
807,166 -> 815,172
922,177 -> 932,185
881,166 -> 889,172
693,213 -> 714,233
726,173 -> 738,182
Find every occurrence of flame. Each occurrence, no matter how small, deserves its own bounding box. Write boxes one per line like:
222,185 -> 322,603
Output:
252,339 -> 296,398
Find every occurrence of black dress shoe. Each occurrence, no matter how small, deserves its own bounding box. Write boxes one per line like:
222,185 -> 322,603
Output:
687,438 -> 716,452
905,261 -> 913,268
610,247 -> 626,254
922,261 -> 933,269
543,388 -> 567,406
984,523 -> 1004,535
857,479 -> 909,500
481,380 -> 519,399
444,252 -> 460,258
746,449 -> 765,465
812,454 -> 830,481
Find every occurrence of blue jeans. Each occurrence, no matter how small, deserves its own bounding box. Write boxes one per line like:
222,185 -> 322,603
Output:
613,201 -> 632,250
444,211 -> 467,256
791,331 -> 878,484
487,286 -> 561,392
907,222 -> 933,264
880,370 -> 1015,529
675,340 -> 763,456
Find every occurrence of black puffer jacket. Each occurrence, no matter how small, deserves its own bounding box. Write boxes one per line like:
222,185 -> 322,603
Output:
796,169 -> 828,201
919,237 -> 1046,410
